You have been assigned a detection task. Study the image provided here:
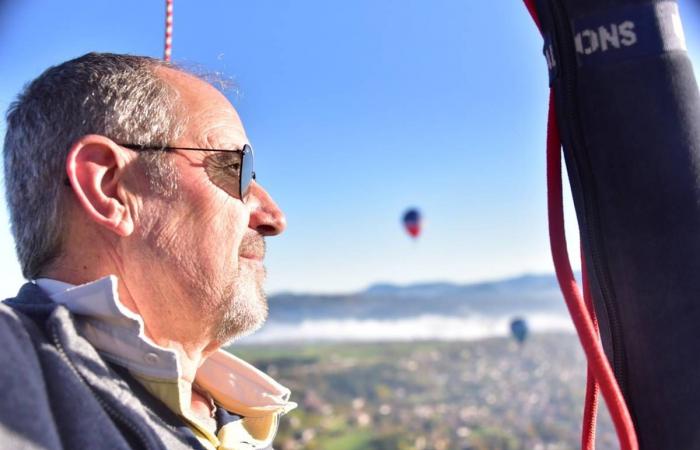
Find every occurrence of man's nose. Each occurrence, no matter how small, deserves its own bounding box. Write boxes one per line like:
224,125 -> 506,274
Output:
247,182 -> 286,236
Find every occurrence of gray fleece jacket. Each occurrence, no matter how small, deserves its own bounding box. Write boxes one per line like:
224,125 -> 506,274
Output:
0,283 -> 218,450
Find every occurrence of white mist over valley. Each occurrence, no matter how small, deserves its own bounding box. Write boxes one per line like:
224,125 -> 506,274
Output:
238,274 -> 577,344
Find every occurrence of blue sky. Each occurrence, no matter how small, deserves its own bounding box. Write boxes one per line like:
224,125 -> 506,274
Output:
1,1 -> 700,296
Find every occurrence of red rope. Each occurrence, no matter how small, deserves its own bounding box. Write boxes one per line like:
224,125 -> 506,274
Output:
582,367 -> 600,449
581,256 -> 599,450
164,0 -> 173,62
545,90 -> 638,450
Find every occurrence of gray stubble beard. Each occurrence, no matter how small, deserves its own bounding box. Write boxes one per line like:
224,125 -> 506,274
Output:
213,262 -> 269,344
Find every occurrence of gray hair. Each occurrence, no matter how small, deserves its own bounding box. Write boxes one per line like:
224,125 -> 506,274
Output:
3,52 -> 186,279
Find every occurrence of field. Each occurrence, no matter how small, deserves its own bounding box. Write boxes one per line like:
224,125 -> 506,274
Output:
232,334 -> 616,450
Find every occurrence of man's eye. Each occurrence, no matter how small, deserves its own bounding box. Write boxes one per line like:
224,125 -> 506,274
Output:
222,162 -> 241,174
207,153 -> 241,173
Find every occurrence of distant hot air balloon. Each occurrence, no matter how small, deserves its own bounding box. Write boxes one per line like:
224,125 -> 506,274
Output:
402,208 -> 422,239
510,317 -> 528,344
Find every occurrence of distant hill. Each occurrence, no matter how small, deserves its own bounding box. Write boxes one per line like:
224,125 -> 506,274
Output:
267,273 -> 571,322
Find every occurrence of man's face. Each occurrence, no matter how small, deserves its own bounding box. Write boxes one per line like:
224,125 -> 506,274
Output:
132,69 -> 286,343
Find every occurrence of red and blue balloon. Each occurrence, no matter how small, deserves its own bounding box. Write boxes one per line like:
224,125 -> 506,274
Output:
402,208 -> 422,239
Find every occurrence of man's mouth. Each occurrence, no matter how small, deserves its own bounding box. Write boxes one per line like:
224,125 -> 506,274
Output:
239,235 -> 266,262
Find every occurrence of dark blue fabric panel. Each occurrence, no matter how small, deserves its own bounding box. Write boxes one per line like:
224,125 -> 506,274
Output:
533,1 -> 700,448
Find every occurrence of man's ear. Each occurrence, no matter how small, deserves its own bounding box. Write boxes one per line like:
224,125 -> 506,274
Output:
65,135 -> 134,236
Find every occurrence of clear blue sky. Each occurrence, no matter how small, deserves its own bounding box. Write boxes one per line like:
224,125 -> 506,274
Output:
1,1 -> 700,296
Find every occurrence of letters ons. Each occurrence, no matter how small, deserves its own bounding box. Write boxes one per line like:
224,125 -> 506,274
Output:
575,21 -> 637,55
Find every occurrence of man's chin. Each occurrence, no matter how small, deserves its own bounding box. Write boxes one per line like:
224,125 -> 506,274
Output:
216,308 -> 267,345
214,278 -> 268,343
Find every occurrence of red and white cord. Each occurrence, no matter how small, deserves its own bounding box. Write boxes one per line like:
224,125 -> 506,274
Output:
164,0 -> 173,62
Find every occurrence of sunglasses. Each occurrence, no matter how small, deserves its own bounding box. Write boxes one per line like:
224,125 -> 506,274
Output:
119,143 -> 256,201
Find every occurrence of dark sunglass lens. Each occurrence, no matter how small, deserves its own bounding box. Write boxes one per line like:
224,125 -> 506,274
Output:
240,145 -> 255,199
203,152 -> 243,198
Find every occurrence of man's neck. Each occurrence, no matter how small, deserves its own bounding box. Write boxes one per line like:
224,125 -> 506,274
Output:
41,265 -> 221,412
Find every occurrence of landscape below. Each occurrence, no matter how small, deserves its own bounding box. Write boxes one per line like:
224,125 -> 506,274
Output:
231,334 -> 615,450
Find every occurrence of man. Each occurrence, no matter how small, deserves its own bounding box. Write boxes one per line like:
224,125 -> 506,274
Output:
0,52 -> 295,450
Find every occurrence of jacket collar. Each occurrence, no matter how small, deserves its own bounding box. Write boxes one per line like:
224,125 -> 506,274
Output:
31,276 -> 295,448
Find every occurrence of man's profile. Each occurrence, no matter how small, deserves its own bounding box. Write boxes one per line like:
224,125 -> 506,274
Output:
0,52 -> 295,450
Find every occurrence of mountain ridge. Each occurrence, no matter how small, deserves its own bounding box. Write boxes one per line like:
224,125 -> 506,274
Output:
267,272 -> 574,323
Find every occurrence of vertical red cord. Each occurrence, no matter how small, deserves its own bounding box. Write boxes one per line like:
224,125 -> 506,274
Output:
164,0 -> 173,62
582,366 -> 600,449
545,91 -> 637,450
581,257 -> 600,450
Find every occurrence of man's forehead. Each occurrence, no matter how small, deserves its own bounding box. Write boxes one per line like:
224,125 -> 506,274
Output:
157,66 -> 247,147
